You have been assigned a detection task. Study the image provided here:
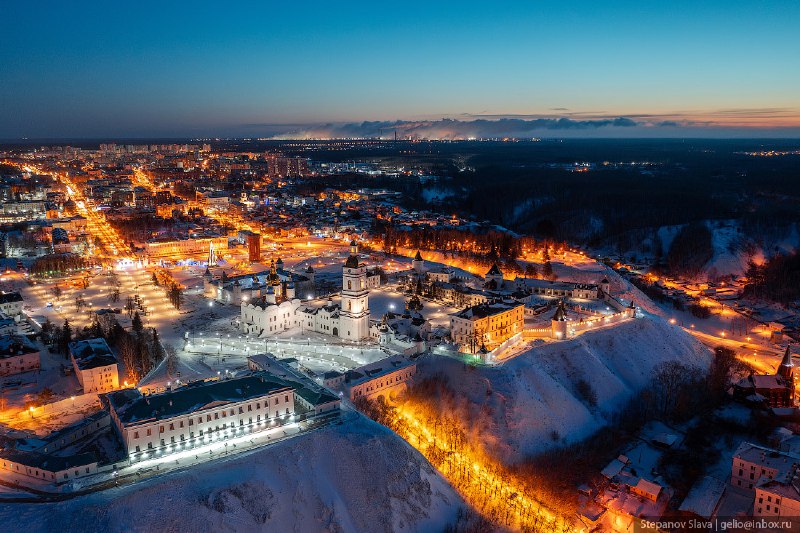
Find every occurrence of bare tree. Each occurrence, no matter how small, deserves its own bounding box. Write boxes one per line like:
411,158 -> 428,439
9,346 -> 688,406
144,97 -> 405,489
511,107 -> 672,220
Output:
125,296 -> 136,317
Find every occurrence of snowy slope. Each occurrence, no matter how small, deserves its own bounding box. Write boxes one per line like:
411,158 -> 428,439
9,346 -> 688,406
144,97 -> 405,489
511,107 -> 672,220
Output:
618,220 -> 799,281
0,415 -> 465,533
418,317 -> 711,463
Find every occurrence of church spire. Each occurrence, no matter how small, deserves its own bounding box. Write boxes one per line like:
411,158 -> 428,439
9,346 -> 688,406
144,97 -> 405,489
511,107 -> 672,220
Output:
267,259 -> 281,286
778,344 -> 795,380
345,240 -> 360,268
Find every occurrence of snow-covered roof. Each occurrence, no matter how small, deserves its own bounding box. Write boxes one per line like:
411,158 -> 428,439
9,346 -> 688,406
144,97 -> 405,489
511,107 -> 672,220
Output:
733,442 -> 800,484
219,268 -> 310,292
246,354 -> 273,370
0,449 -> 98,473
678,476 -> 725,518
633,478 -> 662,498
68,337 -> 117,370
758,477 -> 800,500
0,334 -> 38,358
601,458 -> 625,479
652,433 -> 679,448
105,372 -> 294,426
451,301 -> 521,320
751,374 -> 788,390
344,355 -> 415,387
514,278 -> 598,292
0,291 -> 23,304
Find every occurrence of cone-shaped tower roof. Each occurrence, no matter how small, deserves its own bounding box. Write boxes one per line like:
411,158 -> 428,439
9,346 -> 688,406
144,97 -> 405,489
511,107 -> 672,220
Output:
778,345 -> 794,376
553,300 -> 567,322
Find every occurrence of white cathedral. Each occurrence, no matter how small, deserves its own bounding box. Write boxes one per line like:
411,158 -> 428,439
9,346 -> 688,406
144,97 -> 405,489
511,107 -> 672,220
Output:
240,241 -> 371,342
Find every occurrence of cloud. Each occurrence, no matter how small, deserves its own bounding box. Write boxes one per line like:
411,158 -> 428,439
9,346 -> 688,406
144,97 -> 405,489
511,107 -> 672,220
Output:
268,116 -> 658,140
248,107 -> 800,139
707,107 -> 796,117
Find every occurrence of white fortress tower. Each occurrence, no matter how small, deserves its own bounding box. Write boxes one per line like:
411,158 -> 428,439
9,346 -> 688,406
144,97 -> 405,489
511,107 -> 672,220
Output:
339,240 -> 370,341
412,250 -> 424,274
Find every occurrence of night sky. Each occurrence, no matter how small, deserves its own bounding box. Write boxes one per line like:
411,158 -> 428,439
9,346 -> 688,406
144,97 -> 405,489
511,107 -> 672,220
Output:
2,1 -> 799,138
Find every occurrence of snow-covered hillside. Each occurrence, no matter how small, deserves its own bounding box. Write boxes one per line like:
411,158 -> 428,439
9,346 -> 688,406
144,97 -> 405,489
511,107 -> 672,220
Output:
605,220 -> 799,281
417,317 -> 711,463
0,415 -> 465,533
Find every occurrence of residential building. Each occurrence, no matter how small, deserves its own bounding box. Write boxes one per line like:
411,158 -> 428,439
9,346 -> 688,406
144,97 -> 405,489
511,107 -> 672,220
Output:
0,291 -> 24,320
69,338 -> 119,393
142,235 -> 228,259
450,300 -> 524,352
324,355 -> 417,401
0,450 -> 99,485
0,334 -> 40,376
754,477 -> 800,518
731,442 -> 800,492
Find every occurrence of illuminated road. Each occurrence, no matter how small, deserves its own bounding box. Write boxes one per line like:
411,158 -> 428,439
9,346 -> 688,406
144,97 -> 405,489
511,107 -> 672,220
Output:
9,162 -> 131,261
686,328 -> 794,389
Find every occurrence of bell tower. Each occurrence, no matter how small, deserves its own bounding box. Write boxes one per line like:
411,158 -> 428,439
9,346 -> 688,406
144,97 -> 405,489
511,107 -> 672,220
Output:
339,240 -> 370,341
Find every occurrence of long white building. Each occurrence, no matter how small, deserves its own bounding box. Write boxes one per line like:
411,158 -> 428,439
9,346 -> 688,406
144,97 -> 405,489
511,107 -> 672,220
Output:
104,373 -> 296,461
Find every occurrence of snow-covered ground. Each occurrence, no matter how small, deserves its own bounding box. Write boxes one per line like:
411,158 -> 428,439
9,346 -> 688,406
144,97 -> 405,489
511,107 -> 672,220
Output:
138,280 -> 462,391
417,316 -> 712,463
0,415 -> 465,533
609,220 -> 799,281
0,341 -> 82,415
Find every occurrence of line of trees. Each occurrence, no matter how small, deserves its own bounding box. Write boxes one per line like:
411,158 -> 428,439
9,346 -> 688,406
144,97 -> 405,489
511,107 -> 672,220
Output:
356,345 -> 751,521
664,222 -> 714,279
41,318 -> 73,356
744,252 -> 800,304
355,392 -> 573,532
41,311 -> 167,384
380,224 -> 538,260
116,313 -> 167,383
30,253 -> 89,277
